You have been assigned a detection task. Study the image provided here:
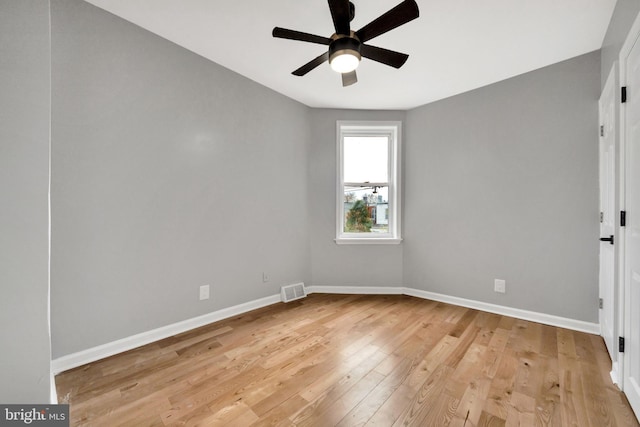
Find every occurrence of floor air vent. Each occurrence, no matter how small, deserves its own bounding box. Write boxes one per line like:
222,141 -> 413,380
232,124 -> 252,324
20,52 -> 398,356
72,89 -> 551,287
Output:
281,283 -> 306,303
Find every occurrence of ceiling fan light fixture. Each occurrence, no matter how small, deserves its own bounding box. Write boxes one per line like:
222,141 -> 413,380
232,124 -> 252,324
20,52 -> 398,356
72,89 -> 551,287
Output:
328,36 -> 361,74
330,50 -> 361,73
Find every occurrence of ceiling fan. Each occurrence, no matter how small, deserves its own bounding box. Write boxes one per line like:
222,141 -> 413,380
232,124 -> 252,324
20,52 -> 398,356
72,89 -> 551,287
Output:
272,0 -> 419,87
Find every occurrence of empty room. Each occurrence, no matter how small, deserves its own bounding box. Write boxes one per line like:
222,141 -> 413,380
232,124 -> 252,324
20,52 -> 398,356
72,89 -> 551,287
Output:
2,0 -> 640,425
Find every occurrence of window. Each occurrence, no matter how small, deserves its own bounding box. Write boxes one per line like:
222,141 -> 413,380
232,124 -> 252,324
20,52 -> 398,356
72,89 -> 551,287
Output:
336,121 -> 401,244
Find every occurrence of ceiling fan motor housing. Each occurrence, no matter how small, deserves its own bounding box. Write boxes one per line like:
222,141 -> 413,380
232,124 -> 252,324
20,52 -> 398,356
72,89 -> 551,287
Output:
329,36 -> 362,64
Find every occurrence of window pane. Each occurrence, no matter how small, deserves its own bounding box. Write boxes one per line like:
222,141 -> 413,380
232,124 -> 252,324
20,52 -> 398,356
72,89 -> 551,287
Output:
343,185 -> 389,233
343,136 -> 388,183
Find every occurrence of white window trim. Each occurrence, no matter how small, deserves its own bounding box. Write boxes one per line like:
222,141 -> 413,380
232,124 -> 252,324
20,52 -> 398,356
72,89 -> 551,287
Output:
335,121 -> 402,245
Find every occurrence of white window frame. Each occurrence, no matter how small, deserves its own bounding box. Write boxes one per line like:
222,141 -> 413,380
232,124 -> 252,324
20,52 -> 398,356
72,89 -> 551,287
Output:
336,121 -> 402,244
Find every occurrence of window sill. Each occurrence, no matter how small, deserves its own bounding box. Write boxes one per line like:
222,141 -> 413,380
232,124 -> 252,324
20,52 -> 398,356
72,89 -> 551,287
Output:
334,237 -> 403,245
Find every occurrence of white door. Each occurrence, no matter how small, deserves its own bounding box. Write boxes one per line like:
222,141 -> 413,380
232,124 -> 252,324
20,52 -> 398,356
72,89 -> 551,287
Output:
599,67 -> 616,359
622,15 -> 640,420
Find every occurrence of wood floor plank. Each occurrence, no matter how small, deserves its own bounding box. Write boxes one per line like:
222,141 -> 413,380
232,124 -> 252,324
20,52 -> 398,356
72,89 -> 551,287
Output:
505,391 -> 536,427
391,364 -> 454,426
169,341 -> 330,422
321,368 -> 387,426
297,344 -> 383,404
449,377 -> 491,427
558,330 -> 593,427
540,324 -> 559,359
415,392 -> 459,427
405,334 -> 459,391
451,342 -> 487,386
197,401 -> 260,427
478,410 -> 506,427
335,356 -> 415,426
250,394 -> 308,427
482,327 -> 510,379
290,348 -> 386,426
55,294 -> 640,427
535,354 -> 562,426
483,347 -> 518,420
580,359 -> 618,427
363,383 -> 414,426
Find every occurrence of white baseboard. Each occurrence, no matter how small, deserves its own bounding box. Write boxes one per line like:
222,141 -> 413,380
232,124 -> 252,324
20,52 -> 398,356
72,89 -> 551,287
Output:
50,369 -> 58,404
402,287 -> 600,335
52,284 -> 600,374
51,294 -> 281,374
308,285 -> 403,295
611,361 -> 620,387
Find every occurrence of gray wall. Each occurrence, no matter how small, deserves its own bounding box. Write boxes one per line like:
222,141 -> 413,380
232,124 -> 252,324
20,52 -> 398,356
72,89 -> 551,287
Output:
403,51 -> 601,322
601,0 -> 640,89
51,0 -> 311,358
309,109 -> 405,288
0,0 -> 52,402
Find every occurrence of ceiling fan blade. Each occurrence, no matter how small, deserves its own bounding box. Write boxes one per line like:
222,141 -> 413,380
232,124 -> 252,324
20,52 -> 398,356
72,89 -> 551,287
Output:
342,70 -> 357,86
355,0 -> 419,43
272,27 -> 332,45
292,52 -> 330,76
360,44 -> 409,69
328,0 -> 351,35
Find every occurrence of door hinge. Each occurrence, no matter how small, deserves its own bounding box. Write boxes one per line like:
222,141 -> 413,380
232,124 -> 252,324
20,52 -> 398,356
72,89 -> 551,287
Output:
600,212 -> 604,223
619,336 -> 625,353
622,86 -> 627,103
621,210 -> 626,227
599,298 -> 603,309
600,125 -> 604,137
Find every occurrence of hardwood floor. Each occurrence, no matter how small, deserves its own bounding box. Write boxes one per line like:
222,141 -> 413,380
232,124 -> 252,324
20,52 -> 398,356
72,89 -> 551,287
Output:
55,294 -> 639,426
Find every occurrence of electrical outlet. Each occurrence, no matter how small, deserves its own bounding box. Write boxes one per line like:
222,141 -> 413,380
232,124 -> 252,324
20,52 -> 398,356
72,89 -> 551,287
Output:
199,285 -> 210,300
494,279 -> 506,294
262,272 -> 270,283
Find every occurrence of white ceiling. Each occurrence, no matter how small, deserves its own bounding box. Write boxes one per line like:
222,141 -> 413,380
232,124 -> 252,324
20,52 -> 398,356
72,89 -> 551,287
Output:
84,0 -> 616,110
